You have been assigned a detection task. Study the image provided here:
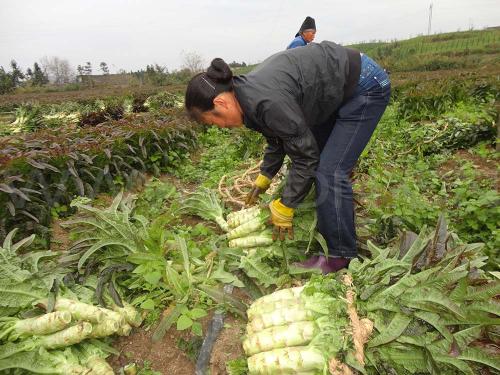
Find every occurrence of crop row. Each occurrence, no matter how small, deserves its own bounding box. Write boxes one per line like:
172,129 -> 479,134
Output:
0,109 -> 199,244
0,91 -> 181,136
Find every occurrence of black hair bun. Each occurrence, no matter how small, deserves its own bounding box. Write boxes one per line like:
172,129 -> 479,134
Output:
206,58 -> 233,83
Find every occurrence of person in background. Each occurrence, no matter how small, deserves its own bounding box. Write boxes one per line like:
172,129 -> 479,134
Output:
184,42 -> 391,274
287,16 -> 316,49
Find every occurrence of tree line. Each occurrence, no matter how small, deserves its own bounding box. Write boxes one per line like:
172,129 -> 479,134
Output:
1,52 -> 248,94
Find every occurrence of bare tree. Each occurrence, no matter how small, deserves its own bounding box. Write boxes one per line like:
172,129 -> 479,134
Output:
40,56 -> 75,84
181,51 -> 205,74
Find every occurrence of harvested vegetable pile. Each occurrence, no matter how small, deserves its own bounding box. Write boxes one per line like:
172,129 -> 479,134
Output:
241,216 -> 500,374
188,195 -> 327,289
0,228 -> 142,374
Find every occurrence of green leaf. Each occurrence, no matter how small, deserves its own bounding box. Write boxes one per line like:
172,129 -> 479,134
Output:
368,313 -> 413,347
405,288 -> 464,318
176,314 -> 193,330
152,304 -> 183,342
191,321 -> 203,336
189,308 -> 207,319
212,260 -> 245,287
140,299 -> 155,310
144,271 -> 162,285
459,347 -> 500,371
239,254 -> 277,288
0,284 -> 43,308
401,226 -> 430,264
453,326 -> 483,349
78,239 -> 136,270
414,311 -> 452,341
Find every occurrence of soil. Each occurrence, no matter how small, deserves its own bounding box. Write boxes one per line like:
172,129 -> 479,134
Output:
438,148 -> 499,190
50,218 -> 72,252
109,323 -> 197,375
209,315 -> 247,375
108,311 -> 247,375
108,286 -> 251,375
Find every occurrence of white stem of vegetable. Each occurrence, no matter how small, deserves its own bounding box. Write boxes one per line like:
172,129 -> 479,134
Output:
227,207 -> 261,229
247,346 -> 325,374
88,319 -> 120,338
227,216 -> 267,240
250,287 -> 304,310
86,356 -> 114,375
112,302 -> 143,328
228,232 -> 273,249
247,305 -> 315,334
54,298 -> 105,323
243,321 -> 318,356
40,322 -> 93,349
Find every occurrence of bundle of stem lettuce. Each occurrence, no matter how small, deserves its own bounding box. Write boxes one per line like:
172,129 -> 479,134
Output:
180,188 -> 229,231
0,344 -> 113,375
227,207 -> 273,248
243,217 -> 500,374
243,281 -> 350,375
0,296 -> 140,373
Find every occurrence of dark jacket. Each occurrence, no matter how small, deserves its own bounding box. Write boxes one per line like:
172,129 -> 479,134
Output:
233,41 -> 360,208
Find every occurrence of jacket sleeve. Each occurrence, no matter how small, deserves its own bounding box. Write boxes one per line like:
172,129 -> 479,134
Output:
260,137 -> 286,179
261,99 -> 320,208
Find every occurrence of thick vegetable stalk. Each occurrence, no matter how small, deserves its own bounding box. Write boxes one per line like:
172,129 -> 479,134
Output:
0,311 -> 72,341
247,298 -> 302,321
227,206 -> 261,228
249,287 -> 304,311
117,323 -> 132,336
229,230 -> 273,249
39,322 -> 93,349
78,343 -> 113,375
87,356 -> 114,375
0,322 -> 93,357
215,217 -> 229,233
181,188 -> 229,232
88,320 -> 120,338
243,321 -> 318,356
247,346 -> 325,374
227,214 -> 268,240
99,308 -> 126,327
0,349 -> 91,375
247,305 -> 315,334
53,298 -> 105,323
111,302 -> 143,327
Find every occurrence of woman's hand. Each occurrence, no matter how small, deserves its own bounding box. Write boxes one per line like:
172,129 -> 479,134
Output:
269,199 -> 294,240
245,173 -> 271,206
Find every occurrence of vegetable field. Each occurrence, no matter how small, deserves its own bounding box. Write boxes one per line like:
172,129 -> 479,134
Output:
0,29 -> 498,375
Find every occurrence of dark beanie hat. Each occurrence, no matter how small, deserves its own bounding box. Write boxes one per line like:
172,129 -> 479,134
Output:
295,16 -> 316,36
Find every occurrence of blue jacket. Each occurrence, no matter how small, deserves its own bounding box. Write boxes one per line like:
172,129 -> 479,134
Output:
286,35 -> 307,50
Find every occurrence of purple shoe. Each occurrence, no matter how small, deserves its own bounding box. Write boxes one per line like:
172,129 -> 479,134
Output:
295,255 -> 350,275
295,255 -> 321,268
320,257 -> 351,274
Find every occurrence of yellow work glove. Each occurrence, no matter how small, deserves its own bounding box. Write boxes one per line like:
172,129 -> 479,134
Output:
269,198 -> 294,240
245,173 -> 271,206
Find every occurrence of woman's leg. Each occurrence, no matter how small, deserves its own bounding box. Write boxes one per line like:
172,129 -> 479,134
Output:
316,84 -> 390,259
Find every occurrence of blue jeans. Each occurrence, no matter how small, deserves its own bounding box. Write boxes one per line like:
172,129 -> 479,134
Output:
315,55 -> 390,258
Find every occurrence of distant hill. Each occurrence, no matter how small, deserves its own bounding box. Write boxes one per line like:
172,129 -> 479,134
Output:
235,28 -> 500,75
346,28 -> 499,72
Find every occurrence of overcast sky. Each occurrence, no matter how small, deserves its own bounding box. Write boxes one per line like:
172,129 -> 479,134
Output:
0,0 -> 498,73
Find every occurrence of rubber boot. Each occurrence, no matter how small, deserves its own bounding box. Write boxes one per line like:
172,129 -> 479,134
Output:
320,257 -> 351,274
295,255 -> 321,268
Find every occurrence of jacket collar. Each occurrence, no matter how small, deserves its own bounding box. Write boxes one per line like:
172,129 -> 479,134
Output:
233,76 -> 263,132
